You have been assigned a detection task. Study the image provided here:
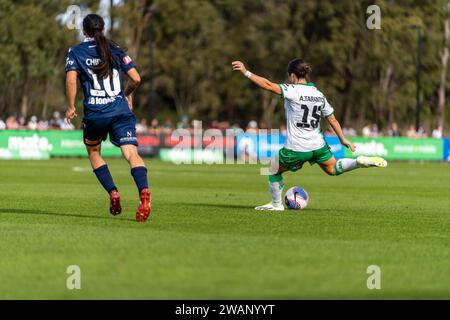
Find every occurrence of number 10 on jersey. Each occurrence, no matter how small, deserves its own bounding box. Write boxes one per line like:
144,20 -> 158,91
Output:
88,68 -> 121,97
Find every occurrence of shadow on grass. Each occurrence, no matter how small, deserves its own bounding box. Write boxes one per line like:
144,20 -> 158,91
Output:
0,208 -> 135,221
179,203 -> 346,213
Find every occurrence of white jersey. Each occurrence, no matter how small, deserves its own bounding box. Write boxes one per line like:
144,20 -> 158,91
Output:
279,83 -> 334,152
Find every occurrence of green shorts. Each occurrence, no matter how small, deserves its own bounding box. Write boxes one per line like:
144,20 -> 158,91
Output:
278,145 -> 333,172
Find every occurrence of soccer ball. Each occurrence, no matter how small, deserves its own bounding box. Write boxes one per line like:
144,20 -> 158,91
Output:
284,186 -> 309,210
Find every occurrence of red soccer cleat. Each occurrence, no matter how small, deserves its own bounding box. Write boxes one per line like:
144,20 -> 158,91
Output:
136,188 -> 151,222
109,190 -> 122,216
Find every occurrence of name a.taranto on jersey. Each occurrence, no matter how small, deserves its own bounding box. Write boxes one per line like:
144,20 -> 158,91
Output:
299,95 -> 325,103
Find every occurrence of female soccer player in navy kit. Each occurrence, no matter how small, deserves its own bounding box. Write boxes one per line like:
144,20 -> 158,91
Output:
65,14 -> 150,222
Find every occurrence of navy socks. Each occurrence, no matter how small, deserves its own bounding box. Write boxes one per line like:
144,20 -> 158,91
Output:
93,165 -> 117,193
131,166 -> 149,193
94,165 -> 148,195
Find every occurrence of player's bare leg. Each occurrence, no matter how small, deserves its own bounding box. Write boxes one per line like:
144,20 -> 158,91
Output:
255,157 -> 289,211
121,145 -> 151,222
86,141 -> 121,216
319,157 -> 338,176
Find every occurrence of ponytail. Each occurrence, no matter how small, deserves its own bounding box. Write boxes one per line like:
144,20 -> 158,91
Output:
83,14 -> 116,79
92,30 -> 115,79
287,59 -> 312,79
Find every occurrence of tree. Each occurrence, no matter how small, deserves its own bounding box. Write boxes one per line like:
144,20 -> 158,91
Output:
438,17 -> 449,130
0,0 -> 77,118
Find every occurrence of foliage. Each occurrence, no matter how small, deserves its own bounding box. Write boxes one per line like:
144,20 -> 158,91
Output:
0,0 -> 448,132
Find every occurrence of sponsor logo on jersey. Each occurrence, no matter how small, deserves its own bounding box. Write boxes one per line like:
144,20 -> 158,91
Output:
120,136 -> 137,143
66,57 -> 74,67
90,89 -> 106,97
86,58 -> 101,66
123,55 -> 132,65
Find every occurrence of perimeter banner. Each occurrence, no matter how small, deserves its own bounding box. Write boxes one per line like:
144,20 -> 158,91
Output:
343,137 -> 443,160
444,138 -> 450,162
0,130 -> 121,159
235,134 -> 345,160
0,130 -> 445,161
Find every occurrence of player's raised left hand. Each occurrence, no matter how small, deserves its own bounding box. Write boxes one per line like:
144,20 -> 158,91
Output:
232,61 -> 247,74
65,107 -> 77,124
341,140 -> 356,152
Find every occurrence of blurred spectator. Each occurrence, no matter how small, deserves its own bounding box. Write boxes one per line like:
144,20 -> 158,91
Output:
210,120 -> 220,130
406,125 -> 418,138
4,113 -> 444,140
28,115 -> 39,130
6,116 -> 19,129
161,118 -> 174,135
343,127 -> 356,137
209,120 -> 231,131
362,123 -> 380,137
148,118 -> 161,135
220,121 -> 231,130
362,124 -> 371,137
259,121 -> 268,130
417,126 -> 427,137
177,115 -> 189,129
38,119 -> 49,131
49,111 -> 63,129
136,118 -> 148,134
388,123 -> 401,137
18,116 -> 27,128
246,120 -> 258,134
371,124 -> 380,137
432,126 -> 443,139
230,123 -> 243,134
191,119 -> 202,132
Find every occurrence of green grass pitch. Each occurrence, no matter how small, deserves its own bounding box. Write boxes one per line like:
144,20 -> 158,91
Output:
0,159 -> 449,299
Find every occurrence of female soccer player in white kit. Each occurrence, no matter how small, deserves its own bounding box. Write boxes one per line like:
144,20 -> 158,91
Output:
232,59 -> 387,211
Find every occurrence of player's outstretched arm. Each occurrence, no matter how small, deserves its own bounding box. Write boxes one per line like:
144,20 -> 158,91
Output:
65,70 -> 78,124
124,68 -> 142,110
232,61 -> 281,95
326,115 -> 356,152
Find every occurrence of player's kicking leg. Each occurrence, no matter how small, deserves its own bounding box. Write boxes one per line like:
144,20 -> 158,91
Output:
86,141 -> 122,216
120,144 -> 151,222
319,156 -> 387,176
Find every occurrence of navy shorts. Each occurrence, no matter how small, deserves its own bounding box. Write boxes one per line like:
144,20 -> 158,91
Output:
82,113 -> 138,147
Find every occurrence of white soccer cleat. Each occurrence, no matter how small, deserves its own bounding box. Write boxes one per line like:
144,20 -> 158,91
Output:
357,156 -> 388,168
255,203 -> 285,211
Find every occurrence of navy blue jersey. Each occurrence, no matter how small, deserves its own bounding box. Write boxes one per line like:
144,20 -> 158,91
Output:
65,39 -> 136,118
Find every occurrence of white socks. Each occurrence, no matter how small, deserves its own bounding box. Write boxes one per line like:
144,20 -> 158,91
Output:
334,158 -> 359,175
269,180 -> 284,206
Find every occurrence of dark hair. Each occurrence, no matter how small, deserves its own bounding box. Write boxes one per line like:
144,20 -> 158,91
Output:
83,14 -> 115,79
287,59 -> 312,79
